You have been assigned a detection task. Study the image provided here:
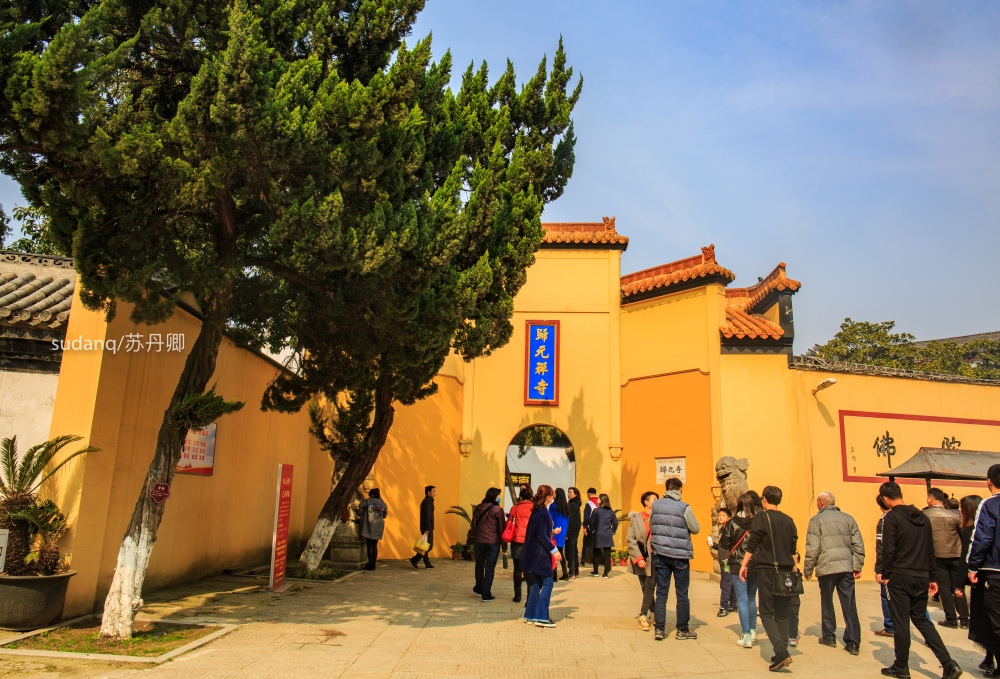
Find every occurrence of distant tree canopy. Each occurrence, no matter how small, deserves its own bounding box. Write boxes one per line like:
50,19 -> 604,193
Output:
814,318 -> 1000,380
0,205 -> 63,256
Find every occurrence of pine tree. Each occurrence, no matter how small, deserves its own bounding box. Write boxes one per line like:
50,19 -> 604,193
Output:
1,1 -> 579,634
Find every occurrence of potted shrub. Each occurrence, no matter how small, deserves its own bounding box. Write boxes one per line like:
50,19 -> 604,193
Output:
0,435 -> 96,630
449,543 -> 463,560
445,504 -> 477,551
461,543 -> 474,561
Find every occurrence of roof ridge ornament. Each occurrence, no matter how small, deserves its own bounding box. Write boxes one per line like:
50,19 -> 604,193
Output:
602,216 -> 616,231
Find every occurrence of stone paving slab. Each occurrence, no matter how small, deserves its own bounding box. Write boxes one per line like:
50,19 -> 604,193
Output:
0,560 -> 989,678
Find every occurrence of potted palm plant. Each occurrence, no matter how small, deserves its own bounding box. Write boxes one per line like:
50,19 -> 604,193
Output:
0,435 -> 96,630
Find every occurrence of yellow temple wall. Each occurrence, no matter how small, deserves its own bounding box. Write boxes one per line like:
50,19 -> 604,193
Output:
618,285 -> 726,572
454,248 -> 622,523
46,295 -> 317,616
370,375 -> 464,560
720,354 -> 1000,579
621,370 -> 716,573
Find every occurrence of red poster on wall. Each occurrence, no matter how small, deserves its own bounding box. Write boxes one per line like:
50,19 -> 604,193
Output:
269,464 -> 294,592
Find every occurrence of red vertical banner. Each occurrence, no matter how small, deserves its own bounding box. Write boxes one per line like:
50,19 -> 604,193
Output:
270,464 -> 294,591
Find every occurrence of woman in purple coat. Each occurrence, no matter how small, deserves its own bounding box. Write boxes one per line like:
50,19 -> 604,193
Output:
521,484 -> 563,627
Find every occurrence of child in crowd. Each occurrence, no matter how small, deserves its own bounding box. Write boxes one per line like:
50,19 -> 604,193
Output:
714,508 -> 738,617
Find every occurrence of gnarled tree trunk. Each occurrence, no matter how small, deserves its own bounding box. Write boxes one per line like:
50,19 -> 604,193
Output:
100,196 -> 238,639
298,385 -> 394,573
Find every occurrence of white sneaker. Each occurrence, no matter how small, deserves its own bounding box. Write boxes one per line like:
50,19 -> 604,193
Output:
750,629 -> 758,643
741,633 -> 753,649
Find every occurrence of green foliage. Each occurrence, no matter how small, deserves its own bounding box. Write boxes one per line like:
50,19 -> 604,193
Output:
2,205 -> 64,256
8,498 -> 68,543
510,424 -> 572,459
295,566 -> 345,581
445,504 -> 474,525
814,319 -> 917,368
815,319 -> 1000,380
0,1 -> 581,460
962,340 -> 1000,380
0,435 -> 97,505
170,384 -> 244,432
0,434 -> 89,575
8,498 -> 69,574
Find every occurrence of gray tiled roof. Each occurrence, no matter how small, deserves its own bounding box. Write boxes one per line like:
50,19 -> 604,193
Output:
0,251 -> 76,330
914,331 -> 1000,347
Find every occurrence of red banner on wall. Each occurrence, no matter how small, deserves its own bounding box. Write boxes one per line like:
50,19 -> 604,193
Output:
270,464 -> 294,591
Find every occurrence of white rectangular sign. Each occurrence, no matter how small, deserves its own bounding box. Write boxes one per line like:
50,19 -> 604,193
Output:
176,422 -> 218,476
0,528 -> 8,573
655,457 -> 687,485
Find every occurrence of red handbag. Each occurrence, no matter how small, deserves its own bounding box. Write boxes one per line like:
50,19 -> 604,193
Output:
502,516 -> 516,543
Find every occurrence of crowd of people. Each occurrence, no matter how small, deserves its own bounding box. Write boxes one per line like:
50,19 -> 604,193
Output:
357,463 -> 1000,678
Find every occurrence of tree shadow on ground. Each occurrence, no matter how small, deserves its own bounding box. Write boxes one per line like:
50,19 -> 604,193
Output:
149,562 -> 583,630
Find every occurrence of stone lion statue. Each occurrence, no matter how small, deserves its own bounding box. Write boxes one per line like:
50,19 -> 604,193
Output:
710,456 -> 750,569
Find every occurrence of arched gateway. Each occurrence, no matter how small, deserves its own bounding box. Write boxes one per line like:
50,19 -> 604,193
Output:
503,425 -> 575,508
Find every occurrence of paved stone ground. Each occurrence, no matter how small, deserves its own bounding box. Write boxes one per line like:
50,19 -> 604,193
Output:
0,561 -> 988,678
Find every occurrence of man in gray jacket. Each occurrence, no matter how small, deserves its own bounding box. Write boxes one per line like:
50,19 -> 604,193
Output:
803,491 -> 865,655
649,477 -> 700,641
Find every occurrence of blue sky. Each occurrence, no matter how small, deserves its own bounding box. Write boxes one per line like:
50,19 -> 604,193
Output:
3,1 -> 998,349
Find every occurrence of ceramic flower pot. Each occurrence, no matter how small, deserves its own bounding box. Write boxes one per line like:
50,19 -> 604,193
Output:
0,571 -> 76,631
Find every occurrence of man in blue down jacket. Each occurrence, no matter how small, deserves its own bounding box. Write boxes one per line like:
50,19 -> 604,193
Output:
649,477 -> 700,642
969,464 -> 1000,664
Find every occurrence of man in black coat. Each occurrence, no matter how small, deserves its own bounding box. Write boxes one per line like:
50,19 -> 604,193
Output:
410,485 -> 436,569
876,482 -> 961,679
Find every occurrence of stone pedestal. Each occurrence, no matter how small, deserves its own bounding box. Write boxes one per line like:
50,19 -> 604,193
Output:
327,521 -> 367,571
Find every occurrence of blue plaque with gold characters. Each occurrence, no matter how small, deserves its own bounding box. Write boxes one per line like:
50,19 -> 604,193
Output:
524,321 -> 560,406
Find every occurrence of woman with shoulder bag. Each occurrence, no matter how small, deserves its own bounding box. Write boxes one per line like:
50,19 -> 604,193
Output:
738,485 -> 801,673
719,492 -> 757,648
522,485 -> 563,627
627,491 -> 658,630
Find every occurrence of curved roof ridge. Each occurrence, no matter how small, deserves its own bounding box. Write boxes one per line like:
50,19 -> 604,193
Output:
726,262 -> 801,313
541,216 -> 629,248
620,244 -> 735,299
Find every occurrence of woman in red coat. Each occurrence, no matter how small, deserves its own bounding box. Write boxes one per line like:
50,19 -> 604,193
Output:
508,486 -> 534,603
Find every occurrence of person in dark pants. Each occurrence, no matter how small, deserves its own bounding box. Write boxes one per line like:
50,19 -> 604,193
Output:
358,488 -> 388,571
650,477 -> 700,641
714,508 -> 736,617
470,487 -> 505,601
627,491 -> 659,631
876,481 -> 962,679
581,487 -> 599,568
550,488 -> 570,580
739,485 -> 799,672
925,487 -> 969,628
410,485 -> 436,569
521,485 -> 563,627
968,464 -> 1000,677
508,486 -> 534,602
958,494 -> 998,675
566,487 -> 583,578
589,493 -> 619,577
803,491 -> 865,655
